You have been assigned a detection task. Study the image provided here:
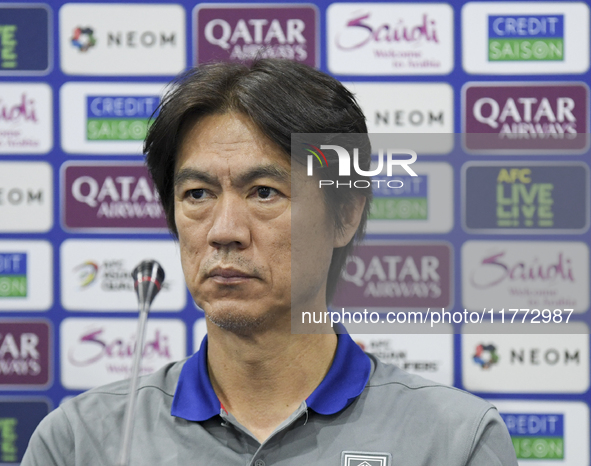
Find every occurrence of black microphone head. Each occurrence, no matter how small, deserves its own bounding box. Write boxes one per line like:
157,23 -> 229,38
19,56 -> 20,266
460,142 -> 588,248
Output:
132,260 -> 165,310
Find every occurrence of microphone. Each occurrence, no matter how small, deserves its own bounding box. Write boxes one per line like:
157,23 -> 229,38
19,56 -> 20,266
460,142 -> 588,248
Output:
133,260 -> 166,312
117,260 -> 165,466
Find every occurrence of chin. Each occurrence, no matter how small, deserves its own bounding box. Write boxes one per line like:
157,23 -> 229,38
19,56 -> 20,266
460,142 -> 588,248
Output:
204,303 -> 273,335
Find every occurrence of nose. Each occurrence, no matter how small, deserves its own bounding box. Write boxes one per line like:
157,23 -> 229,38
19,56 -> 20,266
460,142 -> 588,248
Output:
207,194 -> 251,250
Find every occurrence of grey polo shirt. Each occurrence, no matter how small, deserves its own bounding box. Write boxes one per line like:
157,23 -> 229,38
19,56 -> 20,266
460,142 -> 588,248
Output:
22,333 -> 518,466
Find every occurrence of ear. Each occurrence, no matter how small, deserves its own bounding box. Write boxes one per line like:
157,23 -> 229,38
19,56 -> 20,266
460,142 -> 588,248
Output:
333,194 -> 366,248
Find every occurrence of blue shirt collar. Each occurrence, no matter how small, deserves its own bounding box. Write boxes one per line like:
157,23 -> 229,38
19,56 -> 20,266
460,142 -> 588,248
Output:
171,332 -> 371,421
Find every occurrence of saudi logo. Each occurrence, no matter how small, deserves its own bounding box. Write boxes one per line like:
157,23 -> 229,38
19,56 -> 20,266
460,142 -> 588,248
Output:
473,343 -> 499,369
71,27 -> 96,52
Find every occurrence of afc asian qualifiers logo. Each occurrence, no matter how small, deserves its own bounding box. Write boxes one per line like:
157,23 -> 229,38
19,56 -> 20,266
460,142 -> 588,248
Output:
473,343 -> 499,369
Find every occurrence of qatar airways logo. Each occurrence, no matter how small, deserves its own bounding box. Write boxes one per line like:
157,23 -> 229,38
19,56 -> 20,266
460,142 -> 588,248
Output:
304,144 -> 417,189
335,12 -> 439,50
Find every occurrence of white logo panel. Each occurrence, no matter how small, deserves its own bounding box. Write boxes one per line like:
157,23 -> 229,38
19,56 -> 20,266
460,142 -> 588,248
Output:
60,318 -> 186,389
60,239 -> 187,311
328,3 -> 454,75
491,400 -> 589,466
462,241 -> 589,312
59,3 -> 185,75
462,324 -> 589,393
60,82 -> 167,155
0,83 -> 52,154
0,240 -> 53,311
351,332 -> 453,386
462,2 -> 589,74
345,83 -> 453,134
0,162 -> 53,232
193,318 -> 207,353
367,162 -> 453,234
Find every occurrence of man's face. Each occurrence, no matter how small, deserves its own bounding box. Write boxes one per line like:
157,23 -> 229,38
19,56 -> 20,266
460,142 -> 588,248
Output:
174,112 -> 334,333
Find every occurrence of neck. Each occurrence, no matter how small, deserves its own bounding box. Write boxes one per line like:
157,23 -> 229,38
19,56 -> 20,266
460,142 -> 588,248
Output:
206,321 -> 337,442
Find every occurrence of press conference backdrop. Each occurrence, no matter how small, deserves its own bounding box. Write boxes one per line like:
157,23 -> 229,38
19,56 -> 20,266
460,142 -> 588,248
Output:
0,0 -> 590,463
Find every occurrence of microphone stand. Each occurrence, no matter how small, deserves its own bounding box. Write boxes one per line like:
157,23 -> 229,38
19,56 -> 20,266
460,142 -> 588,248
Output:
117,262 -> 162,466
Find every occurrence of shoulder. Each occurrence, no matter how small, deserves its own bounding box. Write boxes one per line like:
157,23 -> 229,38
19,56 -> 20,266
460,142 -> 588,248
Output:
60,358 -> 187,419
22,359 -> 188,466
358,354 -> 517,465
366,353 -> 493,419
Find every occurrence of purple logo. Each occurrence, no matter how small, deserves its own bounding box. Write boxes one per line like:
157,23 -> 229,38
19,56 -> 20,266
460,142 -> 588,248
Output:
335,12 -> 439,50
332,243 -> 451,309
463,83 -> 589,152
0,93 -> 37,123
62,163 -> 167,232
470,251 -> 575,289
0,321 -> 50,387
67,327 -> 172,367
195,5 -> 318,66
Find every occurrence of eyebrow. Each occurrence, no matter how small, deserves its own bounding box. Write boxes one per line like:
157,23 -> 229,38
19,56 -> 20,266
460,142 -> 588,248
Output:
174,164 -> 290,189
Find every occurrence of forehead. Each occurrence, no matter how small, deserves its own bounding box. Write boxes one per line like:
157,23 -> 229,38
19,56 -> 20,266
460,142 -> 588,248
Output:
175,112 -> 289,173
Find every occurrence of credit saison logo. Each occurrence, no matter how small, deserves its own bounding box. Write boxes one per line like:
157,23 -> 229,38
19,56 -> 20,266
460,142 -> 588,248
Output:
488,15 -> 564,61
0,253 -> 26,298
86,95 -> 159,141
304,143 -> 417,189
370,175 -> 427,220
473,343 -> 499,369
502,413 -> 564,460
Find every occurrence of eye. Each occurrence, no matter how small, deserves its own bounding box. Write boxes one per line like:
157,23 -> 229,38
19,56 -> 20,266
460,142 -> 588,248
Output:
187,189 -> 207,200
256,186 -> 278,199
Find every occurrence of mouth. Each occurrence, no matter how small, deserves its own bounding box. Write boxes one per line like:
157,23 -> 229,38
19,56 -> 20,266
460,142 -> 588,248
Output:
207,267 -> 257,284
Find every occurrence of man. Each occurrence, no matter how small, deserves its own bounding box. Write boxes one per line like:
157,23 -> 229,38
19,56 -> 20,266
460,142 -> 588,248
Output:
23,59 -> 517,465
